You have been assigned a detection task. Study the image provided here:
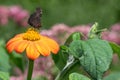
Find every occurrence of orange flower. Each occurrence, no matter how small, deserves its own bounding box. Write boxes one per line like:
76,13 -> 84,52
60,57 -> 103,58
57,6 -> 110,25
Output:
6,28 -> 59,60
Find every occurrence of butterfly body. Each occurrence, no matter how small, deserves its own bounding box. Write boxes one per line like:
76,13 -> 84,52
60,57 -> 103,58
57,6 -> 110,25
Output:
28,7 -> 42,29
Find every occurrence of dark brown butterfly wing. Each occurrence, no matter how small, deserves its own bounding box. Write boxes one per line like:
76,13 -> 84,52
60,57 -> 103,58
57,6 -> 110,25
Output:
28,7 -> 42,28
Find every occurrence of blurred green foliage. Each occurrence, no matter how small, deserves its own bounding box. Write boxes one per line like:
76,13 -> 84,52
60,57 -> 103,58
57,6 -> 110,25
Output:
0,71 -> 9,80
0,0 -> 120,40
103,72 -> 120,80
0,40 -> 10,72
0,0 -> 120,29
32,76 -> 48,80
0,21 -> 27,41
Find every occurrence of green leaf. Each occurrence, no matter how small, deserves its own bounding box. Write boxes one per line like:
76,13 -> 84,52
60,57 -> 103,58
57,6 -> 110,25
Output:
64,32 -> 82,46
0,40 -> 11,72
80,39 -> 113,79
52,32 -> 81,70
52,45 -> 68,70
55,59 -> 81,80
53,46 -> 81,80
52,32 -> 82,80
69,73 -> 90,80
69,39 -> 113,79
109,42 -> 120,57
69,40 -> 83,58
10,51 -> 25,72
103,72 -> 120,80
0,71 -> 9,80
62,61 -> 81,80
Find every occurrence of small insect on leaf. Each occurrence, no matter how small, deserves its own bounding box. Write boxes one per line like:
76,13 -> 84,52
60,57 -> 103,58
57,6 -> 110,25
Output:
28,7 -> 42,29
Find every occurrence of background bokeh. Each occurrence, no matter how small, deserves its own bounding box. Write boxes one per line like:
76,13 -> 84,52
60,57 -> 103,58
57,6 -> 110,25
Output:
0,0 -> 120,40
0,0 -> 120,80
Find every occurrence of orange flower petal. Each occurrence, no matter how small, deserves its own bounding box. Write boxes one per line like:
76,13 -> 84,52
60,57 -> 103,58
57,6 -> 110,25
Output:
6,39 -> 22,53
42,36 -> 59,54
15,40 -> 29,53
26,42 -> 40,60
34,41 -> 50,56
6,37 -> 22,47
14,33 -> 24,38
6,33 -> 23,46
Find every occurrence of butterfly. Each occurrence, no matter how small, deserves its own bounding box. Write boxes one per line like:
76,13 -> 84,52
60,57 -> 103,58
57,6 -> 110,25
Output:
28,7 -> 42,29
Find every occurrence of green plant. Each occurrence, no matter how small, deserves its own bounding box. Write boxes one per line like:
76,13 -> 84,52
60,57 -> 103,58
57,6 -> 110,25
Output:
52,23 -> 120,80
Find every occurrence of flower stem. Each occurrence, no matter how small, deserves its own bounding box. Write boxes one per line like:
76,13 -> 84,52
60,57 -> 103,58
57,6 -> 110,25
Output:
27,59 -> 34,80
55,55 -> 78,80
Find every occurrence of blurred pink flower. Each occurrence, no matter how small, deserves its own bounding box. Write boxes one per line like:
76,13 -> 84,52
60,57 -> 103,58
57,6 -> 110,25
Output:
70,25 -> 90,35
102,31 -> 120,44
41,30 -> 54,37
0,5 -> 29,26
9,6 -> 21,17
41,23 -> 120,45
51,24 -> 70,32
9,6 -> 29,26
101,23 -> 120,44
14,10 -> 29,26
110,24 -> 120,32
41,24 -> 91,44
10,76 -> 24,80
0,6 -> 9,25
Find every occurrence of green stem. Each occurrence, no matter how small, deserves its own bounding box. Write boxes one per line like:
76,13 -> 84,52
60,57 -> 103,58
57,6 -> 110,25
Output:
27,59 -> 34,80
55,56 -> 78,80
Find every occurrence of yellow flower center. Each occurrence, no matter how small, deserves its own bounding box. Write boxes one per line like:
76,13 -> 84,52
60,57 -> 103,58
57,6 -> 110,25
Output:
23,28 -> 41,41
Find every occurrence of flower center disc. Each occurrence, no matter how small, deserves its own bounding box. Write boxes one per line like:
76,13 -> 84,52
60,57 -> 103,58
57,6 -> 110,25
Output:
23,28 -> 41,41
